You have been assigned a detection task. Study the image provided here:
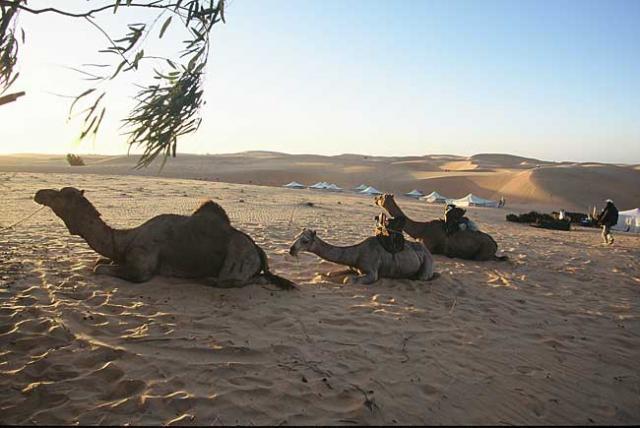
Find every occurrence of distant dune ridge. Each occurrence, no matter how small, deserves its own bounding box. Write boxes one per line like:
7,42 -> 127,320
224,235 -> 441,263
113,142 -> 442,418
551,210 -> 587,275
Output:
1,151 -> 639,211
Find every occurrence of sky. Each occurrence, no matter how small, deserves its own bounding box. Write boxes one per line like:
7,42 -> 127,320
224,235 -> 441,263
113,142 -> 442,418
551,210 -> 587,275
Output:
1,0 -> 639,163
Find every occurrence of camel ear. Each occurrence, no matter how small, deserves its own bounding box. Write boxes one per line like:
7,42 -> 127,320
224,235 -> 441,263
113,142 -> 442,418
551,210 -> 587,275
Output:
310,230 -> 316,237
80,190 -> 85,196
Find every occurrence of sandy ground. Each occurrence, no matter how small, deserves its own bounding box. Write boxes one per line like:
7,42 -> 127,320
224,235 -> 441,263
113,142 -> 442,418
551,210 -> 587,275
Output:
0,171 -> 639,425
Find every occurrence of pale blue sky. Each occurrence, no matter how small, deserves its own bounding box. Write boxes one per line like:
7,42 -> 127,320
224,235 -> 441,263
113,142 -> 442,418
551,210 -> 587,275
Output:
1,0 -> 639,163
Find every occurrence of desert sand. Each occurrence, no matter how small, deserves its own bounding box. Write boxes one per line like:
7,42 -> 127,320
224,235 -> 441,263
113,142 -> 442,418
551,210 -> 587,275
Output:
1,151 -> 639,211
0,155 -> 639,425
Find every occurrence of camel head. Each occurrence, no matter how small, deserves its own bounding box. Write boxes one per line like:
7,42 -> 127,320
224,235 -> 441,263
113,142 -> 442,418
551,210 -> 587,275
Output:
374,193 -> 396,211
289,228 -> 317,256
34,187 -> 100,235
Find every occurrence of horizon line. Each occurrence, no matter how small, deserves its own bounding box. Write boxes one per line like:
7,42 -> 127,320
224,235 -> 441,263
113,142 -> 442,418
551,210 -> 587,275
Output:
0,150 -> 638,167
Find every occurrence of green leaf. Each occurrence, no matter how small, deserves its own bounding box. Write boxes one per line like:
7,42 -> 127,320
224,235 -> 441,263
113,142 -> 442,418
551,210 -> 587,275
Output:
79,116 -> 98,139
84,92 -> 106,122
69,88 -> 96,116
93,107 -> 107,135
159,16 -> 173,39
111,60 -> 127,79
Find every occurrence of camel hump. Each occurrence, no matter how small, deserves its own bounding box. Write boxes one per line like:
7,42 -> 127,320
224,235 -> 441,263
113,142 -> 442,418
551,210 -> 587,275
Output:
192,200 -> 231,224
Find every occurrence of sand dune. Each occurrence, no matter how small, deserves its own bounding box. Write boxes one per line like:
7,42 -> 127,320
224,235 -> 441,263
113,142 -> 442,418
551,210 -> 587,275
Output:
1,172 -> 639,425
1,152 -> 638,212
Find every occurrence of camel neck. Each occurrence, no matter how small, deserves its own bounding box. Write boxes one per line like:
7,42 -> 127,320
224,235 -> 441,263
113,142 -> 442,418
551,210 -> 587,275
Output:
74,214 -> 121,261
401,216 -> 425,240
309,236 -> 359,267
386,202 -> 423,238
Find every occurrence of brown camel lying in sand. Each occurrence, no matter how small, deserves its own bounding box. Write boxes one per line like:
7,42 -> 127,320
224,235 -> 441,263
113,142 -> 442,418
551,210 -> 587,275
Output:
34,187 -> 295,289
375,194 -> 507,261
289,228 -> 437,284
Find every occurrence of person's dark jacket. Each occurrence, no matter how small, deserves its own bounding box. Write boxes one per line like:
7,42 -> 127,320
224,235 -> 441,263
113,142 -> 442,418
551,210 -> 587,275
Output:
598,203 -> 619,227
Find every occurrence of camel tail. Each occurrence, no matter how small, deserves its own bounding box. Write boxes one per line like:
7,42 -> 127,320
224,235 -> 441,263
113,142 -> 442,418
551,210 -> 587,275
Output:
256,245 -> 297,290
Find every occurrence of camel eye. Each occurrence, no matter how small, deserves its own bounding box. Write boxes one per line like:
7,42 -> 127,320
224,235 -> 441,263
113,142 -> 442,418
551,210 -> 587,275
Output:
301,238 -> 309,244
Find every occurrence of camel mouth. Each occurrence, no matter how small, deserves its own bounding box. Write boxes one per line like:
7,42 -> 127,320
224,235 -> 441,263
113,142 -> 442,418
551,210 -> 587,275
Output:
34,189 -> 58,206
288,246 -> 298,256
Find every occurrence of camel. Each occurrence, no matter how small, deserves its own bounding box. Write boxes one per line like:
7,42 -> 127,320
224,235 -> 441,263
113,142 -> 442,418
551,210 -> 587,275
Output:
375,194 -> 507,261
34,187 -> 296,289
288,228 -> 437,284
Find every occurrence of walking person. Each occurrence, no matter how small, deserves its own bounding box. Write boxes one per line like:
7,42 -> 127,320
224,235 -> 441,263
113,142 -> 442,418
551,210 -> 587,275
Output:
597,199 -> 619,245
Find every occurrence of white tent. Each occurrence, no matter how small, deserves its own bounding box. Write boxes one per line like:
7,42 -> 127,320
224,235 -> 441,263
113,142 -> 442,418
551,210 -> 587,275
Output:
405,189 -> 424,199
283,181 -> 305,189
421,191 -> 448,204
612,208 -> 640,233
353,184 -> 369,191
309,181 -> 330,190
326,183 -> 343,191
359,186 -> 383,195
446,193 -> 499,208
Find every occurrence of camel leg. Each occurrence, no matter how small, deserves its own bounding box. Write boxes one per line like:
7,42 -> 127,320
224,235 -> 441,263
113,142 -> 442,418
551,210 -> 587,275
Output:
94,257 -> 113,267
416,255 -> 435,281
214,235 -> 262,287
353,271 -> 379,285
323,268 -> 357,278
93,250 -> 157,283
93,263 -> 153,283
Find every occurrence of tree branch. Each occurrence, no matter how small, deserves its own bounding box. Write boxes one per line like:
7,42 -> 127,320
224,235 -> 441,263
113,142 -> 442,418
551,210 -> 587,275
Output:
0,1 -> 182,18
0,90 -> 24,106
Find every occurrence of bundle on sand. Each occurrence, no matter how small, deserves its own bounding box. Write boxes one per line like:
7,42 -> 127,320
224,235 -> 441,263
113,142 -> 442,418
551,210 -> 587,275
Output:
507,211 -> 571,231
551,211 -> 589,224
506,211 -> 555,223
530,218 -> 571,231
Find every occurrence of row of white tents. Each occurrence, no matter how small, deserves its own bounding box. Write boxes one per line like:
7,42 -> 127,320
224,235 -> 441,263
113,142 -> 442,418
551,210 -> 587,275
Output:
283,182 -> 500,207
404,189 -> 500,207
284,181 -> 384,195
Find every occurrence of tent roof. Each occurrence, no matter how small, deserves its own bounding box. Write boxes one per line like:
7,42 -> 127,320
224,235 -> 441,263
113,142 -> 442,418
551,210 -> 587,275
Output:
326,183 -> 343,191
359,186 -> 383,195
283,181 -> 305,188
310,181 -> 330,189
353,184 -> 368,190
420,191 -> 449,202
447,193 -> 498,206
425,191 -> 446,198
405,189 -> 424,196
619,208 -> 640,216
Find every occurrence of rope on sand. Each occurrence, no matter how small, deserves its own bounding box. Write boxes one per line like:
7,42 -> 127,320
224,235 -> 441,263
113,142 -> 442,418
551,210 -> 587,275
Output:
0,206 -> 46,231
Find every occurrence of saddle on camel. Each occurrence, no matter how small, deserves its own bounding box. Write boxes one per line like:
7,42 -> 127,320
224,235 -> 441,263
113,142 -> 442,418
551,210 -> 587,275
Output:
444,204 -> 478,235
374,212 -> 406,253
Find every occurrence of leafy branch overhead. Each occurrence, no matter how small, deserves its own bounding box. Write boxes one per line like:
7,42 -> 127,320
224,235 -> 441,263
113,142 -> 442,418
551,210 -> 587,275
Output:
0,0 -> 226,168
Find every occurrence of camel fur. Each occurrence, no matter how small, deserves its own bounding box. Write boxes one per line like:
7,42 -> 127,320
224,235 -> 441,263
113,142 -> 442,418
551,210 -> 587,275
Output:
289,228 -> 436,285
375,194 -> 507,261
34,187 -> 295,289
